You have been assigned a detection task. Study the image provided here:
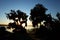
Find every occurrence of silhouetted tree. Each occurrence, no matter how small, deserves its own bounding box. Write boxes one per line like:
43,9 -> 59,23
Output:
6,10 -> 28,26
30,4 -> 48,27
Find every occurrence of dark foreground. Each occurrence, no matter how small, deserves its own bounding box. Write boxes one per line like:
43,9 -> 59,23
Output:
0,26 -> 60,40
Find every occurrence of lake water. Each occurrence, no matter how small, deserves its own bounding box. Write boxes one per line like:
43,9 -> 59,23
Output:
0,25 -> 40,33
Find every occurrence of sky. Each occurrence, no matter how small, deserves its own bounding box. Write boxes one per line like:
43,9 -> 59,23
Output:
0,0 -> 60,24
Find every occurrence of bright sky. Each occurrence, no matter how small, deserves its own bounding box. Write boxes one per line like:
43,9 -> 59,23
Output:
0,0 -> 60,25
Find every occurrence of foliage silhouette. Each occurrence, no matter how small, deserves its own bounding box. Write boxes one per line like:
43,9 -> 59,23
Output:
6,10 -> 28,27
30,4 -> 48,27
17,10 -> 28,26
5,10 -> 33,40
6,10 -> 17,22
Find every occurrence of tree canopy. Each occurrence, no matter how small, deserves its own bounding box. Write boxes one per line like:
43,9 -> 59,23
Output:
6,10 -> 28,26
29,4 -> 48,27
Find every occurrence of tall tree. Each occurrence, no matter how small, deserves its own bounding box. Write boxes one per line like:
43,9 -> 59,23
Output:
30,4 -> 48,27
